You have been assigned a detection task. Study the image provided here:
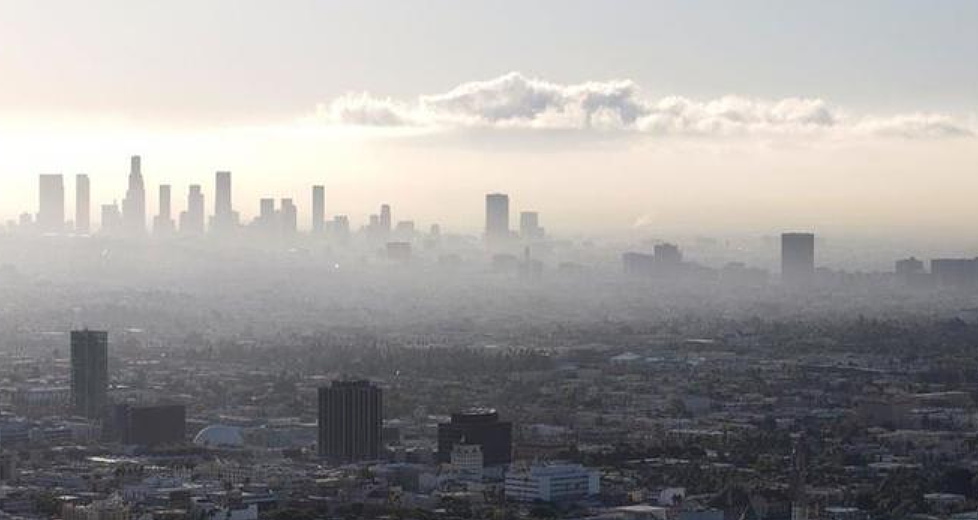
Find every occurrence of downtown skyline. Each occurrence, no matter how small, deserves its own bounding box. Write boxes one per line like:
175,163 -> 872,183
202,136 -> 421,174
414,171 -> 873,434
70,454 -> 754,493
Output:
0,2 -> 975,239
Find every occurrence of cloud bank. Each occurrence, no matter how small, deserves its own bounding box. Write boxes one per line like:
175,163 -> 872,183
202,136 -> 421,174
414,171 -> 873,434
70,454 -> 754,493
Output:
313,72 -> 973,140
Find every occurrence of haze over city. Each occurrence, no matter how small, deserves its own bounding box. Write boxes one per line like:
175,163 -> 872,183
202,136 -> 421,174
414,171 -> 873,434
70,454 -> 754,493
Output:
0,1 -> 976,240
3,3 -> 978,520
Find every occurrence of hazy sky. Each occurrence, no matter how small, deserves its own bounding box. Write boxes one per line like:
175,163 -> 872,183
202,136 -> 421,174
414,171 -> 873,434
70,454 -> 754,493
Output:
0,1 -> 975,237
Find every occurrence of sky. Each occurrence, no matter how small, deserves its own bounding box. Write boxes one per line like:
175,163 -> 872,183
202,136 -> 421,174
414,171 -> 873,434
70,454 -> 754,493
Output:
0,0 -> 975,238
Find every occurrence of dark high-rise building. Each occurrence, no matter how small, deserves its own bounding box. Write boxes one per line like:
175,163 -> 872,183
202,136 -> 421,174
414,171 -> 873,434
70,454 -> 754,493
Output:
485,193 -> 510,247
179,185 -> 205,234
312,185 -> 325,233
437,409 -> 512,467
70,330 -> 109,419
781,232 -> 815,286
211,171 -> 238,233
114,403 -> 186,447
318,380 -> 383,462
122,155 -> 146,234
37,174 -> 65,233
75,174 -> 90,234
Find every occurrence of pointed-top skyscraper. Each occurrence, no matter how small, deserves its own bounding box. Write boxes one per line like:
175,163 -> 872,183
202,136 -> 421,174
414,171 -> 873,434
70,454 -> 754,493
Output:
122,155 -> 146,234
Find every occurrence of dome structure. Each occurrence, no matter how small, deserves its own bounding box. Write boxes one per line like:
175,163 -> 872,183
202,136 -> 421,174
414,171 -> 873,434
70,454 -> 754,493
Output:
193,425 -> 245,448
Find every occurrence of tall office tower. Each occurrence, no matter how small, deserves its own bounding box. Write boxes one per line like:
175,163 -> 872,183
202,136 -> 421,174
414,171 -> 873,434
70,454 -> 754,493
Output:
332,215 -> 350,242
379,204 -> 392,234
211,171 -> 238,233
153,185 -> 175,235
75,174 -> 90,234
256,197 -> 277,233
37,174 -> 65,232
100,203 -> 122,233
312,185 -> 325,233
781,232 -> 816,286
280,198 -> 297,234
122,155 -> 146,234
259,198 -> 276,220
519,211 -> 545,240
437,409 -> 513,467
485,193 -> 510,247
179,185 -> 205,235
70,330 -> 109,419
318,380 -> 383,462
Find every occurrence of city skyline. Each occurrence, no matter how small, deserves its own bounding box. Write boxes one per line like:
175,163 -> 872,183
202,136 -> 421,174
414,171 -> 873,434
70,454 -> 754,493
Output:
0,2 -> 975,238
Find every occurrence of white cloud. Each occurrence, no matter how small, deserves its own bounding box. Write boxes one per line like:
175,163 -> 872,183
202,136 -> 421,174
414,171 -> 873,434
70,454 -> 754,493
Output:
854,113 -> 973,139
311,72 -> 973,139
316,92 -> 416,127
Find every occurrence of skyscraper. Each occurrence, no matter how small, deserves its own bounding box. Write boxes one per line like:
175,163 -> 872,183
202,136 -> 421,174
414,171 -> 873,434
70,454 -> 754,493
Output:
379,204 -> 392,236
318,380 -> 383,462
280,198 -> 297,234
485,193 -> 510,247
519,211 -> 544,240
70,330 -> 109,419
75,174 -> 90,234
312,185 -> 325,233
37,174 -> 64,233
211,171 -> 238,233
153,185 -> 175,235
122,155 -> 146,234
781,232 -> 815,286
179,185 -> 205,235
255,197 -> 276,233
101,203 -> 122,233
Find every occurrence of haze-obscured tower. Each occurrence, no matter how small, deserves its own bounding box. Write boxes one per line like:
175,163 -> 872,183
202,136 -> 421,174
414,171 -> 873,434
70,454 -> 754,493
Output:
211,171 -> 238,233
379,204 -> 392,236
280,198 -> 297,234
37,174 -> 65,233
154,185 -> 175,235
485,193 -> 510,247
519,211 -> 544,240
312,185 -> 325,233
179,185 -> 205,235
122,155 -> 146,234
318,380 -> 383,462
781,233 -> 815,286
75,174 -> 90,234
70,330 -> 109,420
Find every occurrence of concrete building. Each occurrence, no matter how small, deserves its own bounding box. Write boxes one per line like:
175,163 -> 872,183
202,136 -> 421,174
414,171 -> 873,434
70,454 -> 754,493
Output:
781,233 -> 815,286
75,174 -> 90,234
485,193 -> 510,247
505,462 -> 600,503
37,174 -> 65,233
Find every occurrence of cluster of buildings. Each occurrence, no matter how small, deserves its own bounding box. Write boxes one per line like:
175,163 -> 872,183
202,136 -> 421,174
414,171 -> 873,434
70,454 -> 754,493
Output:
3,313 -> 978,519
18,158 -> 549,254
